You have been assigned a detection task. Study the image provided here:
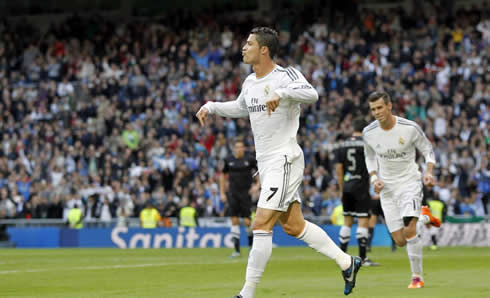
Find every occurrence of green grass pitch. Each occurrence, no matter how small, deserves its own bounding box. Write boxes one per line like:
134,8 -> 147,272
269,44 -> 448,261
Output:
0,247 -> 489,297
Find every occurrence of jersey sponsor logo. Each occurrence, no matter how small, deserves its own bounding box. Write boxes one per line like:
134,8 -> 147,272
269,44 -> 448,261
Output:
344,174 -> 362,181
379,149 -> 408,160
331,140 -> 364,149
248,97 -> 267,113
248,104 -> 267,113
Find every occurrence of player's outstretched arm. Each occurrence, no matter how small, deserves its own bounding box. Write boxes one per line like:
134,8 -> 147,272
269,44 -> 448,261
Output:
196,106 -> 209,126
274,67 -> 319,105
196,98 -> 249,126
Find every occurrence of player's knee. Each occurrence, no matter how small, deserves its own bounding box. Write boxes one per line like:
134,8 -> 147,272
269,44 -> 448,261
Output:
394,238 -> 406,247
391,231 -> 407,247
251,220 -> 265,231
282,222 -> 303,237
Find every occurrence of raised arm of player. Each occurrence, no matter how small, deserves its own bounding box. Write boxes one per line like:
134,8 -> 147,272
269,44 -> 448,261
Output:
196,90 -> 249,126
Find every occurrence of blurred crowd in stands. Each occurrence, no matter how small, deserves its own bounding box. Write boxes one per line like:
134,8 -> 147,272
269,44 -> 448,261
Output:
0,2 -> 488,225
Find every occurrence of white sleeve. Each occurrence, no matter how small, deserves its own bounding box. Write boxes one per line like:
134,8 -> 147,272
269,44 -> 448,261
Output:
203,90 -> 248,118
274,67 -> 318,104
412,123 -> 436,165
363,135 -> 378,174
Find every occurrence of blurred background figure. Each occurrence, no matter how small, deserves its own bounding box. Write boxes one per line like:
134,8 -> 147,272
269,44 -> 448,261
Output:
139,201 -> 161,228
67,204 -> 83,229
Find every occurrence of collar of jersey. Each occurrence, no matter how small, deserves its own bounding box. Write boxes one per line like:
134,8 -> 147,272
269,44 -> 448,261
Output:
253,65 -> 278,81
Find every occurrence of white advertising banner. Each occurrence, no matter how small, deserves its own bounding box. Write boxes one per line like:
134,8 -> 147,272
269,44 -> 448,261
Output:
422,223 -> 490,247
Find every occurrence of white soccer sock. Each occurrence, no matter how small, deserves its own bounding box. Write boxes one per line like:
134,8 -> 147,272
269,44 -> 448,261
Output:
416,220 -> 425,235
356,227 -> 369,260
356,227 -> 369,240
420,214 -> 430,224
297,220 -> 352,270
406,234 -> 423,278
239,230 -> 273,298
339,225 -> 351,244
231,225 -> 240,239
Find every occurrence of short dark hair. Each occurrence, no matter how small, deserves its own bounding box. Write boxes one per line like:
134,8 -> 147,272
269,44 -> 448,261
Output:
367,91 -> 391,104
233,137 -> 245,146
250,27 -> 279,58
353,118 -> 367,133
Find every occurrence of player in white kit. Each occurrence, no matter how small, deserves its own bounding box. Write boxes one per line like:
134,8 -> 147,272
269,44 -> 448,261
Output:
362,91 -> 441,289
196,27 -> 362,297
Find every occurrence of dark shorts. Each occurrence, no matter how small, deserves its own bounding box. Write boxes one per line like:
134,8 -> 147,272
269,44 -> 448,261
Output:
370,199 -> 383,216
228,193 -> 252,218
342,191 -> 370,217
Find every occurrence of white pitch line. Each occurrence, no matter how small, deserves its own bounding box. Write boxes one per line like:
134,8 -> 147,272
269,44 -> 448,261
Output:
0,254 -> 324,275
0,261 -> 217,275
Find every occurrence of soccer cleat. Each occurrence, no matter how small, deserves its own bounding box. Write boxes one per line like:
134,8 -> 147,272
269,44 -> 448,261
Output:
408,277 -> 424,288
342,256 -> 362,295
230,251 -> 241,258
362,258 -> 380,267
430,245 -> 439,251
232,295 -> 243,298
421,206 -> 441,227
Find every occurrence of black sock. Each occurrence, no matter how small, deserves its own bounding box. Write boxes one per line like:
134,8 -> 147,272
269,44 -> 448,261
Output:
368,227 -> 374,246
358,237 -> 367,260
233,236 -> 240,253
431,235 -> 437,246
340,242 -> 348,252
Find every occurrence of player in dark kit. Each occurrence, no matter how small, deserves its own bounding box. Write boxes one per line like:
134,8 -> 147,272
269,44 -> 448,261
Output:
220,138 -> 257,257
335,119 -> 379,266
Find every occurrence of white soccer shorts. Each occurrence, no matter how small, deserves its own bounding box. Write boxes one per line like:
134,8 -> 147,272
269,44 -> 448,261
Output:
380,180 -> 423,233
257,154 -> 304,212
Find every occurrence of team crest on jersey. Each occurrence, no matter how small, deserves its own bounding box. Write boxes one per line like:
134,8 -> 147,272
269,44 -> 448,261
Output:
399,137 -> 405,145
264,85 -> 270,96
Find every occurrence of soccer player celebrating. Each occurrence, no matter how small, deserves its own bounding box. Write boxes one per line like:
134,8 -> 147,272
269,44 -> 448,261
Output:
220,138 -> 257,257
362,91 -> 441,289
196,27 -> 362,297
335,118 -> 379,266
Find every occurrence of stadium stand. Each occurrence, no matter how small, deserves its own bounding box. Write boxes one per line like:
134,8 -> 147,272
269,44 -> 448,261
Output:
0,1 -> 488,228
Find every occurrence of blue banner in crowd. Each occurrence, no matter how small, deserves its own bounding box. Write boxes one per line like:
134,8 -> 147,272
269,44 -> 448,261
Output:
7,225 -> 392,248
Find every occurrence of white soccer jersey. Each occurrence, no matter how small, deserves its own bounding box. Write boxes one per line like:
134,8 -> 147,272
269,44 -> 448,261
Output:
362,116 -> 436,185
204,65 -> 318,162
